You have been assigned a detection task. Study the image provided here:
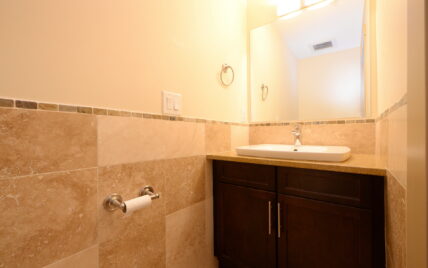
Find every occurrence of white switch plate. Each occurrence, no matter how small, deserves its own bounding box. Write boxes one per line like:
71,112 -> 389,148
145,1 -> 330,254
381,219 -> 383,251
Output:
162,91 -> 182,116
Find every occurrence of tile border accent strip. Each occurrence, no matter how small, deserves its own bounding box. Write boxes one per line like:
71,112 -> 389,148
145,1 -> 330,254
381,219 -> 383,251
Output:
0,97 -> 247,126
376,93 -> 407,122
0,97 -> 379,126
249,118 -> 375,126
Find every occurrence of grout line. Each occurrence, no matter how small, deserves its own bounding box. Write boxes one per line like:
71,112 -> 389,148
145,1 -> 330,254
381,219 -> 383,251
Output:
97,154 -> 207,170
42,244 -> 99,268
95,166 -> 100,246
1,155 -> 210,181
0,166 -> 98,181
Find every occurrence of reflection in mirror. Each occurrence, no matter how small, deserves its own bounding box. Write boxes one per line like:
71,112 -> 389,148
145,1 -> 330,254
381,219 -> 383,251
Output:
250,0 -> 367,122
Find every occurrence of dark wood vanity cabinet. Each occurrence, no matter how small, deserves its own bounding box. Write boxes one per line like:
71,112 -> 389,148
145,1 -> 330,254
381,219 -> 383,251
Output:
277,195 -> 373,268
214,183 -> 277,267
213,161 -> 385,268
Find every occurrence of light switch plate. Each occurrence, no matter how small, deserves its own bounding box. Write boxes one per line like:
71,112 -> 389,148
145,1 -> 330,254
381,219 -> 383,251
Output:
162,91 -> 182,116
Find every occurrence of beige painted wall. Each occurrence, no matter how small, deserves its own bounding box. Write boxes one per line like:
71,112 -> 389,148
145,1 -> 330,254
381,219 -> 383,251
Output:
247,0 -> 277,30
250,31 -> 363,122
0,0 -> 248,122
250,23 -> 298,122
376,0 -> 407,115
298,47 -> 363,120
363,0 -> 378,117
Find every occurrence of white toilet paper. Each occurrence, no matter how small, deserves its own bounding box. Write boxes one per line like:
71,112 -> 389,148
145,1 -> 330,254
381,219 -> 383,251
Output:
123,195 -> 152,214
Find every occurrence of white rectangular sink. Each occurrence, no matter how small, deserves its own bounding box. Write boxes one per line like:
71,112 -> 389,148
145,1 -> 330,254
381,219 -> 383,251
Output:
236,144 -> 351,162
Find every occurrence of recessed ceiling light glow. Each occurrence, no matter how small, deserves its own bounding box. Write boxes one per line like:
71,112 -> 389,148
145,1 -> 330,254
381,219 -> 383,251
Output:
307,0 -> 334,10
277,0 -> 334,19
304,0 -> 324,5
276,0 -> 301,16
267,0 -> 280,5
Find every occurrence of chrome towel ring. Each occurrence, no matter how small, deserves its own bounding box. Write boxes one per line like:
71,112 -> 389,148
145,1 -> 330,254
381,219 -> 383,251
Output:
220,64 -> 235,87
261,84 -> 269,101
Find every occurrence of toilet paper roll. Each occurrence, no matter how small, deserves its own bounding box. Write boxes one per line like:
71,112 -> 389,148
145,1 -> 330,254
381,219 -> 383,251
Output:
123,195 -> 152,214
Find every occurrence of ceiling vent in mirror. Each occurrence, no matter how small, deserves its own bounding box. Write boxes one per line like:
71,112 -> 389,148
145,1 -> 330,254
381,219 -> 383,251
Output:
313,41 -> 333,51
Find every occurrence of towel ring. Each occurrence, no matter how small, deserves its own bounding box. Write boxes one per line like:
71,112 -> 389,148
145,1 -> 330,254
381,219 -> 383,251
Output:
220,64 -> 235,87
261,84 -> 269,101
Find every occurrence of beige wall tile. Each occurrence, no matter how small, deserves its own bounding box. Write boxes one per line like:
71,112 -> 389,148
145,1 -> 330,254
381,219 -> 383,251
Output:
205,160 -> 214,200
205,123 -> 231,154
250,123 -> 376,154
231,125 -> 249,149
204,161 -> 215,254
387,106 -> 407,187
164,156 -> 206,215
97,160 -> 166,244
166,201 -> 217,268
204,161 -> 216,267
0,169 -> 97,268
99,217 -> 166,268
385,172 -> 407,268
250,125 -> 294,145
98,156 -> 207,267
303,123 -> 376,154
98,160 -> 167,267
166,201 -> 204,265
203,197 -> 216,267
0,109 -> 97,178
375,117 -> 389,165
375,105 -> 407,268
97,116 -> 205,166
168,246 -> 218,268
43,245 -> 98,268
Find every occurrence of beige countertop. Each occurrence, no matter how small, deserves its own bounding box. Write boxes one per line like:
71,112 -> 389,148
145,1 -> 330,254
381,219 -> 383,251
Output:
206,151 -> 386,176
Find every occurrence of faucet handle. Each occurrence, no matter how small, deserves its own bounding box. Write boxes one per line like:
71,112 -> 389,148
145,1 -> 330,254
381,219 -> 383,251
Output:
291,124 -> 301,134
291,124 -> 302,146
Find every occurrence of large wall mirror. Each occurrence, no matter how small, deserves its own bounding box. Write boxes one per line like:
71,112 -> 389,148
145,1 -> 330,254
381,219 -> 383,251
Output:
250,0 -> 371,122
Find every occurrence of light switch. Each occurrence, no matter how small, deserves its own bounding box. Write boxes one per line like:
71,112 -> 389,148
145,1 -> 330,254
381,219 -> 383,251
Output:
173,97 -> 181,111
167,97 -> 174,110
162,91 -> 182,115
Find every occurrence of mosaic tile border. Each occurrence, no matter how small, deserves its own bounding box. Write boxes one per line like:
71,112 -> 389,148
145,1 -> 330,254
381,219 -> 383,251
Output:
249,118 -> 376,126
376,93 -> 407,122
0,97 -> 248,126
0,97 -> 381,127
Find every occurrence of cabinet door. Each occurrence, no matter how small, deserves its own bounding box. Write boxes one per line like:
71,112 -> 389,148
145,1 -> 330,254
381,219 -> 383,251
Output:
278,195 -> 373,268
214,182 -> 276,268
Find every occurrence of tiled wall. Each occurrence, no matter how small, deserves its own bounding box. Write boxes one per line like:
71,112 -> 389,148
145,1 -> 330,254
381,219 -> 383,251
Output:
0,104 -> 247,268
0,96 -> 408,267
376,95 -> 408,268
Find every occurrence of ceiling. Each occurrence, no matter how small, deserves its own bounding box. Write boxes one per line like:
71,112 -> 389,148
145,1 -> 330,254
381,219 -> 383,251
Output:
269,0 -> 364,59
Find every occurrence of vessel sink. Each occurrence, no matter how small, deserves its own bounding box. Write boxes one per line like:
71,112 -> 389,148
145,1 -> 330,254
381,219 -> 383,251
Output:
235,144 -> 351,162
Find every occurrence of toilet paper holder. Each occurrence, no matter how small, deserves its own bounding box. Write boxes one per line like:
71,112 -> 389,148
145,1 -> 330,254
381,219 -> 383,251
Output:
103,186 -> 160,212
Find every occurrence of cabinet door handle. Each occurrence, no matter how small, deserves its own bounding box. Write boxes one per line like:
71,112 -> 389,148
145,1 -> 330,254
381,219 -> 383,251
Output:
277,202 -> 281,238
268,201 -> 272,235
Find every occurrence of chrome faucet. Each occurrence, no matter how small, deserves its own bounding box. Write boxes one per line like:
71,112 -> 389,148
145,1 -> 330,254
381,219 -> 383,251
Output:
291,124 -> 302,147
